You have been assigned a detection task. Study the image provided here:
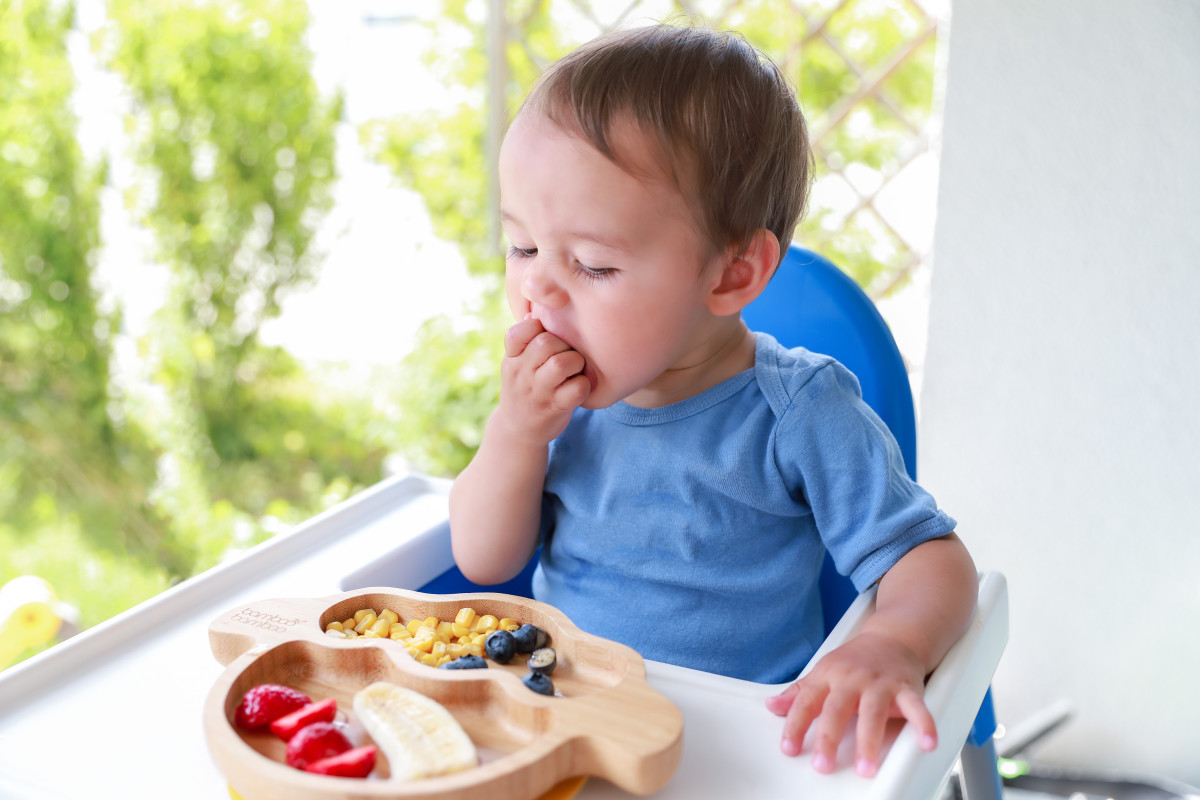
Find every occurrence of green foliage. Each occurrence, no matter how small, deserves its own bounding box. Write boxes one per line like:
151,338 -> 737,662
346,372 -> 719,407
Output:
365,0 -> 939,477
2,0 -> 389,669
101,0 -> 386,568
0,0 -> 171,572
380,290 -> 509,478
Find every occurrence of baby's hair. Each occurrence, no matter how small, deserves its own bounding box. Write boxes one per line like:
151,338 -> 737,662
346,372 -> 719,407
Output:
518,22 -> 812,264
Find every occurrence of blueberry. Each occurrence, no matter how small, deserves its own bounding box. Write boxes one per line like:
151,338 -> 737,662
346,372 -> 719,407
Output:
439,654 -> 488,670
522,671 -> 555,696
511,624 -> 548,653
484,629 -> 516,664
527,647 -> 557,675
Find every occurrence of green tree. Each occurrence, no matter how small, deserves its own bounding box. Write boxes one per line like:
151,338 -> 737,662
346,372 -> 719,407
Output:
1,0 -> 173,654
102,0 -> 387,568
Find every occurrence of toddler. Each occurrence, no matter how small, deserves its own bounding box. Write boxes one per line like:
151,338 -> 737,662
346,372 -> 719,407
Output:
449,23 -> 977,779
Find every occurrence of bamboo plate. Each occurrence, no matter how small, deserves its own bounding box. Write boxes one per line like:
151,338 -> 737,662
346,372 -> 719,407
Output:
205,587 -> 683,800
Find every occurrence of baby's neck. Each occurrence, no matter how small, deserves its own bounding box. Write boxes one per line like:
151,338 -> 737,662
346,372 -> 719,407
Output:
623,320 -> 756,409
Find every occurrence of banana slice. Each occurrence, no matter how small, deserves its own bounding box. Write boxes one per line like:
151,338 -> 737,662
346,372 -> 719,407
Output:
353,682 -> 478,781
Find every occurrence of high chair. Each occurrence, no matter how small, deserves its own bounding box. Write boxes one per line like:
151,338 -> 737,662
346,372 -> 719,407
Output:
401,245 -> 1008,799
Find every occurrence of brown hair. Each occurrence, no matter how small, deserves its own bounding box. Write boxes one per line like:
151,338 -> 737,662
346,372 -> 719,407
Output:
518,23 -> 812,263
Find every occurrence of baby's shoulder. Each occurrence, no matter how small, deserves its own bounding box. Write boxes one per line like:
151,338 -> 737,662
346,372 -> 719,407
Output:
753,332 -> 862,415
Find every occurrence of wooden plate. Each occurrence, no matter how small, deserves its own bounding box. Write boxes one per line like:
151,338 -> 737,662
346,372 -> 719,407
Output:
205,587 -> 682,799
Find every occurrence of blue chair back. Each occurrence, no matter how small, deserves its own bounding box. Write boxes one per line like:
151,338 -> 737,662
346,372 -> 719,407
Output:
742,245 -> 918,632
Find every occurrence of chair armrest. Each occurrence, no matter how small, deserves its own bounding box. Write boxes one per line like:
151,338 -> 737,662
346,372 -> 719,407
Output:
798,572 -> 1009,800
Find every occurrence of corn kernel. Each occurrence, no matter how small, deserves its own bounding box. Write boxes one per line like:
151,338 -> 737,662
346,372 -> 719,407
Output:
436,655 -> 453,666
436,621 -> 454,641
369,617 -> 390,637
451,622 -> 471,638
379,608 -> 399,626
326,621 -> 344,632
363,630 -> 382,638
389,623 -> 411,639
431,641 -> 447,658
354,612 -> 378,634
410,634 -> 435,653
343,629 -> 358,639
353,608 -> 375,624
343,618 -> 356,630
420,652 -> 439,666
447,643 -> 466,656
474,614 -> 498,633
472,632 -> 487,645
499,618 -> 520,632
325,629 -> 347,639
407,619 -> 424,636
422,616 -> 440,629
389,630 -> 409,641
454,607 -> 477,628
464,644 -> 483,657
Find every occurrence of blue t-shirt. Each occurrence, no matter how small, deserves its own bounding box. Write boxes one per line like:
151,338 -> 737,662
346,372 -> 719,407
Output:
531,332 -> 956,683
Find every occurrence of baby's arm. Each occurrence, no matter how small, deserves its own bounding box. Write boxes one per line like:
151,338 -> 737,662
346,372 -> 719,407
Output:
449,317 -> 590,585
765,533 -> 977,777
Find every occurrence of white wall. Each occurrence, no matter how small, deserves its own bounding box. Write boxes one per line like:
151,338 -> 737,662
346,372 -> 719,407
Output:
922,0 -> 1200,785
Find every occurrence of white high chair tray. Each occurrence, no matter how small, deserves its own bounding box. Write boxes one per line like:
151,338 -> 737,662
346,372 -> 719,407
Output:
0,474 -> 1006,800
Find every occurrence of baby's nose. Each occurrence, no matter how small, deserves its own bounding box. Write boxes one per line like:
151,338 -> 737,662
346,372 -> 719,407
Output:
521,265 -> 567,308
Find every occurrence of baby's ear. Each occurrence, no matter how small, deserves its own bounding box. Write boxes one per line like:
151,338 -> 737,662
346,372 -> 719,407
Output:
705,228 -> 780,317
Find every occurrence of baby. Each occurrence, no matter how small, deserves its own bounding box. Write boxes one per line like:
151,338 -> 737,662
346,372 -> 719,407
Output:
449,23 -> 977,778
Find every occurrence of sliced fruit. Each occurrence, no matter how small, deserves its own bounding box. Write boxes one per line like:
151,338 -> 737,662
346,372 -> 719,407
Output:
270,697 -> 338,741
234,684 -> 311,730
527,647 -> 557,675
285,721 -> 352,770
304,745 -> 378,778
353,682 -> 477,780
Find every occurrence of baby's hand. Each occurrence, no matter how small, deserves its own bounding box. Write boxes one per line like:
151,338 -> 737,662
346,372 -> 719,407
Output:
764,632 -> 936,778
494,317 -> 590,445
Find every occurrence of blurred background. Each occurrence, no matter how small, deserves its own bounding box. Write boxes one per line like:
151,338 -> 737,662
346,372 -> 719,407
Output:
2,0 -> 1196,790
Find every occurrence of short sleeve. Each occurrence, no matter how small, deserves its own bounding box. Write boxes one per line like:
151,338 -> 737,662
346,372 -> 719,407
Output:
774,361 -> 956,591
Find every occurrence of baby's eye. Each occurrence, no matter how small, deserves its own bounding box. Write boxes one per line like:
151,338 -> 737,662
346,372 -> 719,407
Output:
574,263 -> 614,282
506,245 -> 537,259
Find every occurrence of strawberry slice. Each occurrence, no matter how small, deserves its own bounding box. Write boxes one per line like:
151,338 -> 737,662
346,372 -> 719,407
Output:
270,697 -> 338,741
285,721 -> 352,770
303,745 -> 378,778
234,684 -> 311,729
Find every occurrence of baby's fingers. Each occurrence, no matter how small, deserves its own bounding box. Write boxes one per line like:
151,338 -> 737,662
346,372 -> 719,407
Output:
536,348 -> 586,389
807,690 -> 857,773
764,684 -> 799,717
896,688 -> 937,752
778,681 -> 827,758
853,689 -> 892,778
504,317 -> 545,357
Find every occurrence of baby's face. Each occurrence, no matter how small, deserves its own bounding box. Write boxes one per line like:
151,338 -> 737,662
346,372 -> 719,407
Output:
499,112 -> 727,409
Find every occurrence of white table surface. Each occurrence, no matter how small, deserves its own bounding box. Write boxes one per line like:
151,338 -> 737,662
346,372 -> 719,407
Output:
0,473 -> 1003,800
